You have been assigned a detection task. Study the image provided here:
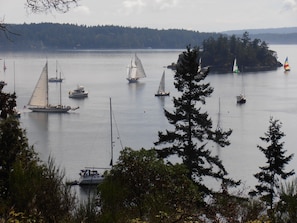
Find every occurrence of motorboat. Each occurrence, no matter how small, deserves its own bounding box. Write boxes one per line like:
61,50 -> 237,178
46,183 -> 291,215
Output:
69,85 -> 88,98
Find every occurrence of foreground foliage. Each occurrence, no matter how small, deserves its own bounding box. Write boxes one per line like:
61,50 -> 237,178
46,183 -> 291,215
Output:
250,117 -> 294,222
98,148 -> 203,223
0,88 -> 76,222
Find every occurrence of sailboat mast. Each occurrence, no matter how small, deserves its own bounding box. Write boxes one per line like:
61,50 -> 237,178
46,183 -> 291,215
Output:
110,97 -> 113,167
59,72 -> 62,106
13,61 -> 16,93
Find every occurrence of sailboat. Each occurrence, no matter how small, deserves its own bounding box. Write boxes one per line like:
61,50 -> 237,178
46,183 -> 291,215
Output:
236,74 -> 246,104
48,61 -> 64,82
12,62 -> 21,118
232,58 -> 240,73
0,59 -> 7,87
28,62 -> 79,113
3,59 -> 7,72
155,71 -> 170,96
126,53 -> 146,83
78,98 -> 114,185
284,57 -> 290,71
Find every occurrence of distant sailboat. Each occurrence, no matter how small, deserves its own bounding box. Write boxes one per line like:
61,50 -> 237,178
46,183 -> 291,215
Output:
3,59 -> 7,72
0,59 -> 7,87
155,71 -> 170,96
233,58 -> 240,73
284,57 -> 290,71
236,74 -> 246,104
13,62 -> 21,118
48,60 -> 64,82
28,62 -> 79,113
126,54 -> 146,83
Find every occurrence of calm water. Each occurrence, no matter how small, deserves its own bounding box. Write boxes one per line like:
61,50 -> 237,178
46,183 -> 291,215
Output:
1,45 -> 297,195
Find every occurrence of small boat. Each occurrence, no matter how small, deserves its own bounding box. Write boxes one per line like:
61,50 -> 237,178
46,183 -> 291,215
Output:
155,71 -> 170,96
236,94 -> 246,104
48,61 -> 63,82
126,53 -> 146,83
284,57 -> 290,71
233,58 -> 240,73
28,62 -> 79,113
78,98 -> 114,186
167,62 -> 177,70
69,85 -> 88,98
78,168 -> 104,185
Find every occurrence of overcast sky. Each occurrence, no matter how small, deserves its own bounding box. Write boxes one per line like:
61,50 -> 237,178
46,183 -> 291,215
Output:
1,0 -> 297,32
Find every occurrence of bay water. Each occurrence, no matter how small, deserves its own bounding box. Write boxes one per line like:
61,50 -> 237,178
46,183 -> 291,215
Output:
1,45 -> 297,198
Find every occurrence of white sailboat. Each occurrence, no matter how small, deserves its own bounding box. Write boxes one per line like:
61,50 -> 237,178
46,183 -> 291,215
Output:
48,61 -> 64,82
28,62 -> 79,113
155,71 -> 170,96
78,97 -> 114,185
126,53 -> 146,83
233,58 -> 240,73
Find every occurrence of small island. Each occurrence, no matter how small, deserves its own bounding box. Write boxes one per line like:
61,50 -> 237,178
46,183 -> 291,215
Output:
199,32 -> 282,73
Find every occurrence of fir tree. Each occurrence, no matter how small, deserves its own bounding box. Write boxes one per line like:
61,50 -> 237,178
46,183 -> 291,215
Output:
250,117 -> 294,211
154,46 -> 236,194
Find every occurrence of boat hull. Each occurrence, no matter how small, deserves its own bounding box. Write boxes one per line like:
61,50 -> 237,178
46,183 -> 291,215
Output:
236,95 -> 246,104
155,92 -> 170,96
29,106 -> 72,113
69,93 -> 88,98
78,176 -> 104,185
48,78 -> 63,83
78,169 -> 105,185
127,77 -> 139,83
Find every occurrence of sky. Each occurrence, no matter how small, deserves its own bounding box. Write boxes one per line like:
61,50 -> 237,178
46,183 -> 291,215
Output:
0,0 -> 297,32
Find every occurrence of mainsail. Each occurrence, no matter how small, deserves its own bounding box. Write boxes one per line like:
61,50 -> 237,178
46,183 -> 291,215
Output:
158,71 -> 166,93
155,71 -> 169,96
28,62 -> 48,107
127,54 -> 146,82
233,58 -> 239,73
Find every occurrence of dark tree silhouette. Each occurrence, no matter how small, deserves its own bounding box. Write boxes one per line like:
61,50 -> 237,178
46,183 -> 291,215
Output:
154,46 -> 237,194
250,117 -> 294,212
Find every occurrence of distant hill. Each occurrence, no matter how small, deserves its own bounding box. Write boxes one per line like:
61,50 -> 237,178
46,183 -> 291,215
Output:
222,27 -> 297,44
223,27 -> 297,35
0,23 -> 295,51
0,23 -> 221,51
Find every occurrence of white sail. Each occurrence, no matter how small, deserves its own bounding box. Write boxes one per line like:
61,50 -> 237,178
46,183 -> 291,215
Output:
127,54 -> 146,82
158,71 -> 166,93
233,58 -> 239,73
155,71 -> 169,96
28,62 -> 79,113
28,62 -> 48,107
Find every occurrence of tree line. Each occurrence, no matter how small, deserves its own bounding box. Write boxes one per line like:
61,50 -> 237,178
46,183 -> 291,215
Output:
0,46 -> 296,222
0,23 -> 220,50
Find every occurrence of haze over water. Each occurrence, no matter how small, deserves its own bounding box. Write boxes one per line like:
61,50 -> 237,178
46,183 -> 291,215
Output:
1,45 -> 296,195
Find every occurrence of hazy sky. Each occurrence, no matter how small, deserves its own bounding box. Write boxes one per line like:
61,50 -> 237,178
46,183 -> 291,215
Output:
1,0 -> 297,32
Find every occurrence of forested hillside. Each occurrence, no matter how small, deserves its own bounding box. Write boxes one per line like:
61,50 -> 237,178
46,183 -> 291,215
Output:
200,32 -> 282,73
0,23 -> 220,51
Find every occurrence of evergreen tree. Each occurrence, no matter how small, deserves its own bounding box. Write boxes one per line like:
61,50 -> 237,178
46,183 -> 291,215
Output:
250,117 -> 294,211
154,46 -> 236,194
